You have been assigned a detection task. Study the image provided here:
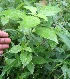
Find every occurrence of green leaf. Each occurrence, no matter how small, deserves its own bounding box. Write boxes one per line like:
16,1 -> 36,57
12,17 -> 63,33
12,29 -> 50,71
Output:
61,65 -> 68,79
1,16 -> 9,25
19,72 -> 30,79
38,6 -> 61,16
0,7 -> 3,11
0,9 -> 11,16
5,57 -> 16,65
0,76 -> 2,79
9,10 -> 23,20
20,52 -> 32,67
61,65 -> 70,79
5,57 -> 21,68
36,27 -> 58,43
9,45 -> 22,53
24,6 -> 37,15
67,69 -> 70,78
1,59 -> 18,76
20,16 -> 40,28
0,9 -> 24,20
46,16 -> 53,27
32,56 -> 47,64
37,13 -> 48,21
58,33 -> 70,49
27,62 -> 34,74
23,47 -> 33,52
48,40 -> 57,49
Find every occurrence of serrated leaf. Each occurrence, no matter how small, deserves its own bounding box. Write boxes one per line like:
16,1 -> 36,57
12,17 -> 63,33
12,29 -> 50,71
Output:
1,16 -> 9,25
24,6 -> 37,15
20,52 -> 32,67
27,62 -> 34,74
0,9 -> 24,20
9,45 -> 22,53
38,6 -> 61,16
37,13 -> 48,21
20,16 -> 40,28
0,9 -> 11,16
23,47 -> 33,52
9,10 -> 23,20
36,27 -> 58,43
32,56 -> 47,64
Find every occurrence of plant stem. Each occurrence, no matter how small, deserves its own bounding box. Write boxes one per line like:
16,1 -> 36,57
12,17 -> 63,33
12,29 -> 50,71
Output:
46,54 -> 70,79
58,74 -> 63,79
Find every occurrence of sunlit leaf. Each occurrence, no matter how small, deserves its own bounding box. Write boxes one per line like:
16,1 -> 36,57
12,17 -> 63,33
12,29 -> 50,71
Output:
9,45 -> 22,53
37,13 -> 48,21
36,27 -> 58,43
20,16 -> 40,28
1,16 -> 9,25
20,52 -> 32,67
38,6 -> 61,16
0,9 -> 24,20
23,47 -> 33,52
24,6 -> 37,15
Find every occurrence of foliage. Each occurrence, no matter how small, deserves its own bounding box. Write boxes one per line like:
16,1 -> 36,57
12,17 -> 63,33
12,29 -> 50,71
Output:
0,0 -> 70,79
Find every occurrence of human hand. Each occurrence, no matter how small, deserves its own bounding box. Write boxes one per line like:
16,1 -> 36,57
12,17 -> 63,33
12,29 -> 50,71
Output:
0,30 -> 11,54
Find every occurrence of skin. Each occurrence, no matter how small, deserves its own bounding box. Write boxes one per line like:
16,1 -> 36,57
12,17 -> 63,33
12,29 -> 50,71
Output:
0,30 -> 11,54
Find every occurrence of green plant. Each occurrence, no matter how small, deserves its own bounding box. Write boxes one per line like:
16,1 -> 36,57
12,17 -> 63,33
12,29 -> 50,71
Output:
0,0 -> 70,79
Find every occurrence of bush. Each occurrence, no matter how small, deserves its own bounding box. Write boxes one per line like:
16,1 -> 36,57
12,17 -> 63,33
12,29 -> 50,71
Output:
0,0 -> 70,79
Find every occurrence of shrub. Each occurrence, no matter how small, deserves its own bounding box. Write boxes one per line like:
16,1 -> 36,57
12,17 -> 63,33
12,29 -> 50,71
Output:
0,0 -> 70,79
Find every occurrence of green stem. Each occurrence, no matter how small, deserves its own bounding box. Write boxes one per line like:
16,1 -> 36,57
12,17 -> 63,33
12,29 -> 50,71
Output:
46,54 -> 70,79
58,74 -> 63,79
46,63 -> 62,79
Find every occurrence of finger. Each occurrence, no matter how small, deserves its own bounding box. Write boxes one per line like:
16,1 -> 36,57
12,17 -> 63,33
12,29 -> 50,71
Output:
0,30 -> 9,37
0,38 -> 11,44
0,44 -> 9,50
0,50 -> 3,54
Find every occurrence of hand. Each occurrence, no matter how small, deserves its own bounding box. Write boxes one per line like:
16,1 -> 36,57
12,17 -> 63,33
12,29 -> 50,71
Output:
0,30 -> 11,54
